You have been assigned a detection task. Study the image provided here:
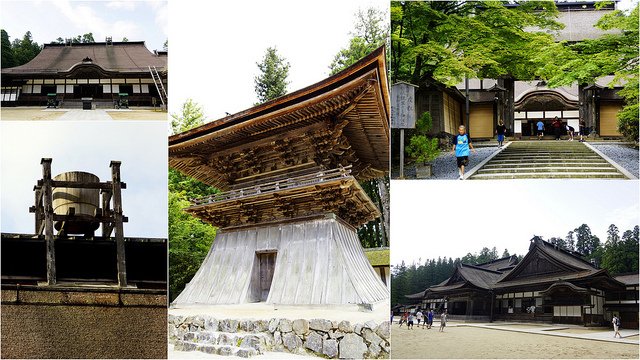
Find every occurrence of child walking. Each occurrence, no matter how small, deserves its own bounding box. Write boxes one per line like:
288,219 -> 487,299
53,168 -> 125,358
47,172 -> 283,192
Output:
452,125 -> 476,180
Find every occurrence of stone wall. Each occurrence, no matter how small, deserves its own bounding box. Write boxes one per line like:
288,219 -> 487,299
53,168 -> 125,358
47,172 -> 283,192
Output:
169,315 -> 390,358
1,286 -> 167,359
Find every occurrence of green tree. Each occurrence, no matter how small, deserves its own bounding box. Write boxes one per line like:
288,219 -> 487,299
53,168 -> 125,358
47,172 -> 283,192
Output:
602,225 -> 639,275
1,29 -> 14,68
390,1 -> 561,85
254,47 -> 290,104
357,176 -> 390,248
329,7 -> 389,75
574,224 -> 600,256
168,192 -> 216,301
11,31 -> 41,66
122,37 -> 129,42
607,224 -> 620,245
541,4 -> 639,142
171,98 -> 205,135
163,39 -> 168,51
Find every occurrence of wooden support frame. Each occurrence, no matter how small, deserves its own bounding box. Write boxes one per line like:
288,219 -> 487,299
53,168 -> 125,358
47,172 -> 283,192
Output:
29,158 -> 128,287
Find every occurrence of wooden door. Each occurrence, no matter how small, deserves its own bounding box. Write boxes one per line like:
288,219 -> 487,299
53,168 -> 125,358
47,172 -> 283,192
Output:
259,252 -> 276,302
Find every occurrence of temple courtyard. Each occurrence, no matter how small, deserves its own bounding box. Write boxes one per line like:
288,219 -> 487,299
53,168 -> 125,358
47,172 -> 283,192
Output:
391,321 -> 639,359
1,107 -> 166,121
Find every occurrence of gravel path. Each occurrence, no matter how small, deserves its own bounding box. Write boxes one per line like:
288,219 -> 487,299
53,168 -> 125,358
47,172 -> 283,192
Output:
589,143 -> 639,178
392,146 -> 501,179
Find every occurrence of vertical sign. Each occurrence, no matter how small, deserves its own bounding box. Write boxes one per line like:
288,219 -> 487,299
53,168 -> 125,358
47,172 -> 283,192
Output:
391,82 -> 418,179
391,82 -> 418,129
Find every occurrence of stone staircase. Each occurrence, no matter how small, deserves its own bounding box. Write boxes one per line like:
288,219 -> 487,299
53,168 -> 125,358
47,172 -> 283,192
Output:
169,315 -> 390,358
469,141 -> 627,180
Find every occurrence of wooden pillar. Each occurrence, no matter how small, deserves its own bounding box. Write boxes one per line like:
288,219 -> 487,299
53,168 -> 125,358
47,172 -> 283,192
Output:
101,189 -> 113,238
490,292 -> 494,323
41,158 -> 56,285
110,161 -> 127,287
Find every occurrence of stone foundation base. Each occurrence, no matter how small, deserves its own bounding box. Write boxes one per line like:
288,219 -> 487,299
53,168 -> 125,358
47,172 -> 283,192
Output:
169,314 -> 390,359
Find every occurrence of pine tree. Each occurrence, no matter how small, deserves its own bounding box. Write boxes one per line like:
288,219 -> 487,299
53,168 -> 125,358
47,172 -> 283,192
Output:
254,47 -> 290,104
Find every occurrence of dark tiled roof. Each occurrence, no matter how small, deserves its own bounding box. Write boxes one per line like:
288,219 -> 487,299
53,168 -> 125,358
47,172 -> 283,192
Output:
614,273 -> 640,285
474,256 -> 518,272
2,42 -> 167,75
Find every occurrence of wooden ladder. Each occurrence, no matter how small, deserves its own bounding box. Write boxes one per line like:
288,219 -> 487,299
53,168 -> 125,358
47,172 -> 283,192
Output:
148,65 -> 167,108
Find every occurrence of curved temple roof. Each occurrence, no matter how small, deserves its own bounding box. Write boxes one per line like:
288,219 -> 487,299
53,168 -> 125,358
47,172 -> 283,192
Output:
169,46 -> 390,190
2,42 -> 167,75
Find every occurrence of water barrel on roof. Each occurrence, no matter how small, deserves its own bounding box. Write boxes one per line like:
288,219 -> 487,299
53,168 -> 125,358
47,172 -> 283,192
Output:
52,171 -> 100,234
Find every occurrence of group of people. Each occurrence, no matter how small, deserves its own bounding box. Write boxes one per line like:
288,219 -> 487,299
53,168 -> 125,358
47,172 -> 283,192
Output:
395,309 -> 449,332
450,117 -> 591,180
536,117 -> 587,142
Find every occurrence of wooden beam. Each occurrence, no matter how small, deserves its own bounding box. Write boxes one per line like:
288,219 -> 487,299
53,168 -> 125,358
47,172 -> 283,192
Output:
41,158 -> 56,285
110,161 -> 127,287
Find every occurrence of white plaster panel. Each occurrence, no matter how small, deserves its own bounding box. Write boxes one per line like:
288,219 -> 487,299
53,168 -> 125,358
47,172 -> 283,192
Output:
515,111 -> 527,119
514,120 -> 522,133
563,110 -> 579,118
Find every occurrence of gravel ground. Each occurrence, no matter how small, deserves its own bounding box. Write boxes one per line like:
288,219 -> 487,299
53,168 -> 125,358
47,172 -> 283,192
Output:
589,143 -> 639,178
392,145 -> 501,179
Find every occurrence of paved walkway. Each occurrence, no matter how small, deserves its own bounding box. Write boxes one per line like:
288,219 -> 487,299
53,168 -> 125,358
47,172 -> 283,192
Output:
2,107 -> 166,121
55,109 -> 113,121
460,322 -> 639,345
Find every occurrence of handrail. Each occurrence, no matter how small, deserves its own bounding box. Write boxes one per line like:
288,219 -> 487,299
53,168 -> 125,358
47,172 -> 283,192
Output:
191,166 -> 352,206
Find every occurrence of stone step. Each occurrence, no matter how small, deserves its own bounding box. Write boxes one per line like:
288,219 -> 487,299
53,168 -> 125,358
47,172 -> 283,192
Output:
493,156 -> 602,160
476,167 -> 618,174
470,172 -> 626,179
181,330 -> 272,350
174,340 -> 259,358
485,161 -> 609,166
497,151 -> 595,154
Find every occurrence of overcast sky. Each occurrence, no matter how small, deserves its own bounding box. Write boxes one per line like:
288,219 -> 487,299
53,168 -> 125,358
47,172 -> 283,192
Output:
391,180 -> 640,266
169,0 -> 387,121
1,121 -> 168,238
1,1 -> 167,53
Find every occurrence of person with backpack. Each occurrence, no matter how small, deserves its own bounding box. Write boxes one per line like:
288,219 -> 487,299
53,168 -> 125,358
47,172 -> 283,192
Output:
612,315 -> 622,338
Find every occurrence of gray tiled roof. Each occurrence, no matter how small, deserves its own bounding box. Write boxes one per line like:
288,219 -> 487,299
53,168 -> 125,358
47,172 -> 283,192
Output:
2,42 -> 167,75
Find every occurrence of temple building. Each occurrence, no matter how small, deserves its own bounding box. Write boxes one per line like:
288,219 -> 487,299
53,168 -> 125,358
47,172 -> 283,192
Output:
169,47 -> 389,306
1,40 -> 167,108
407,238 -> 639,328
416,1 -> 626,140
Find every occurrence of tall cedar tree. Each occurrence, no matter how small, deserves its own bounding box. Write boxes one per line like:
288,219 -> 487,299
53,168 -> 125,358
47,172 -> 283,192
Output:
254,47 -> 290,104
